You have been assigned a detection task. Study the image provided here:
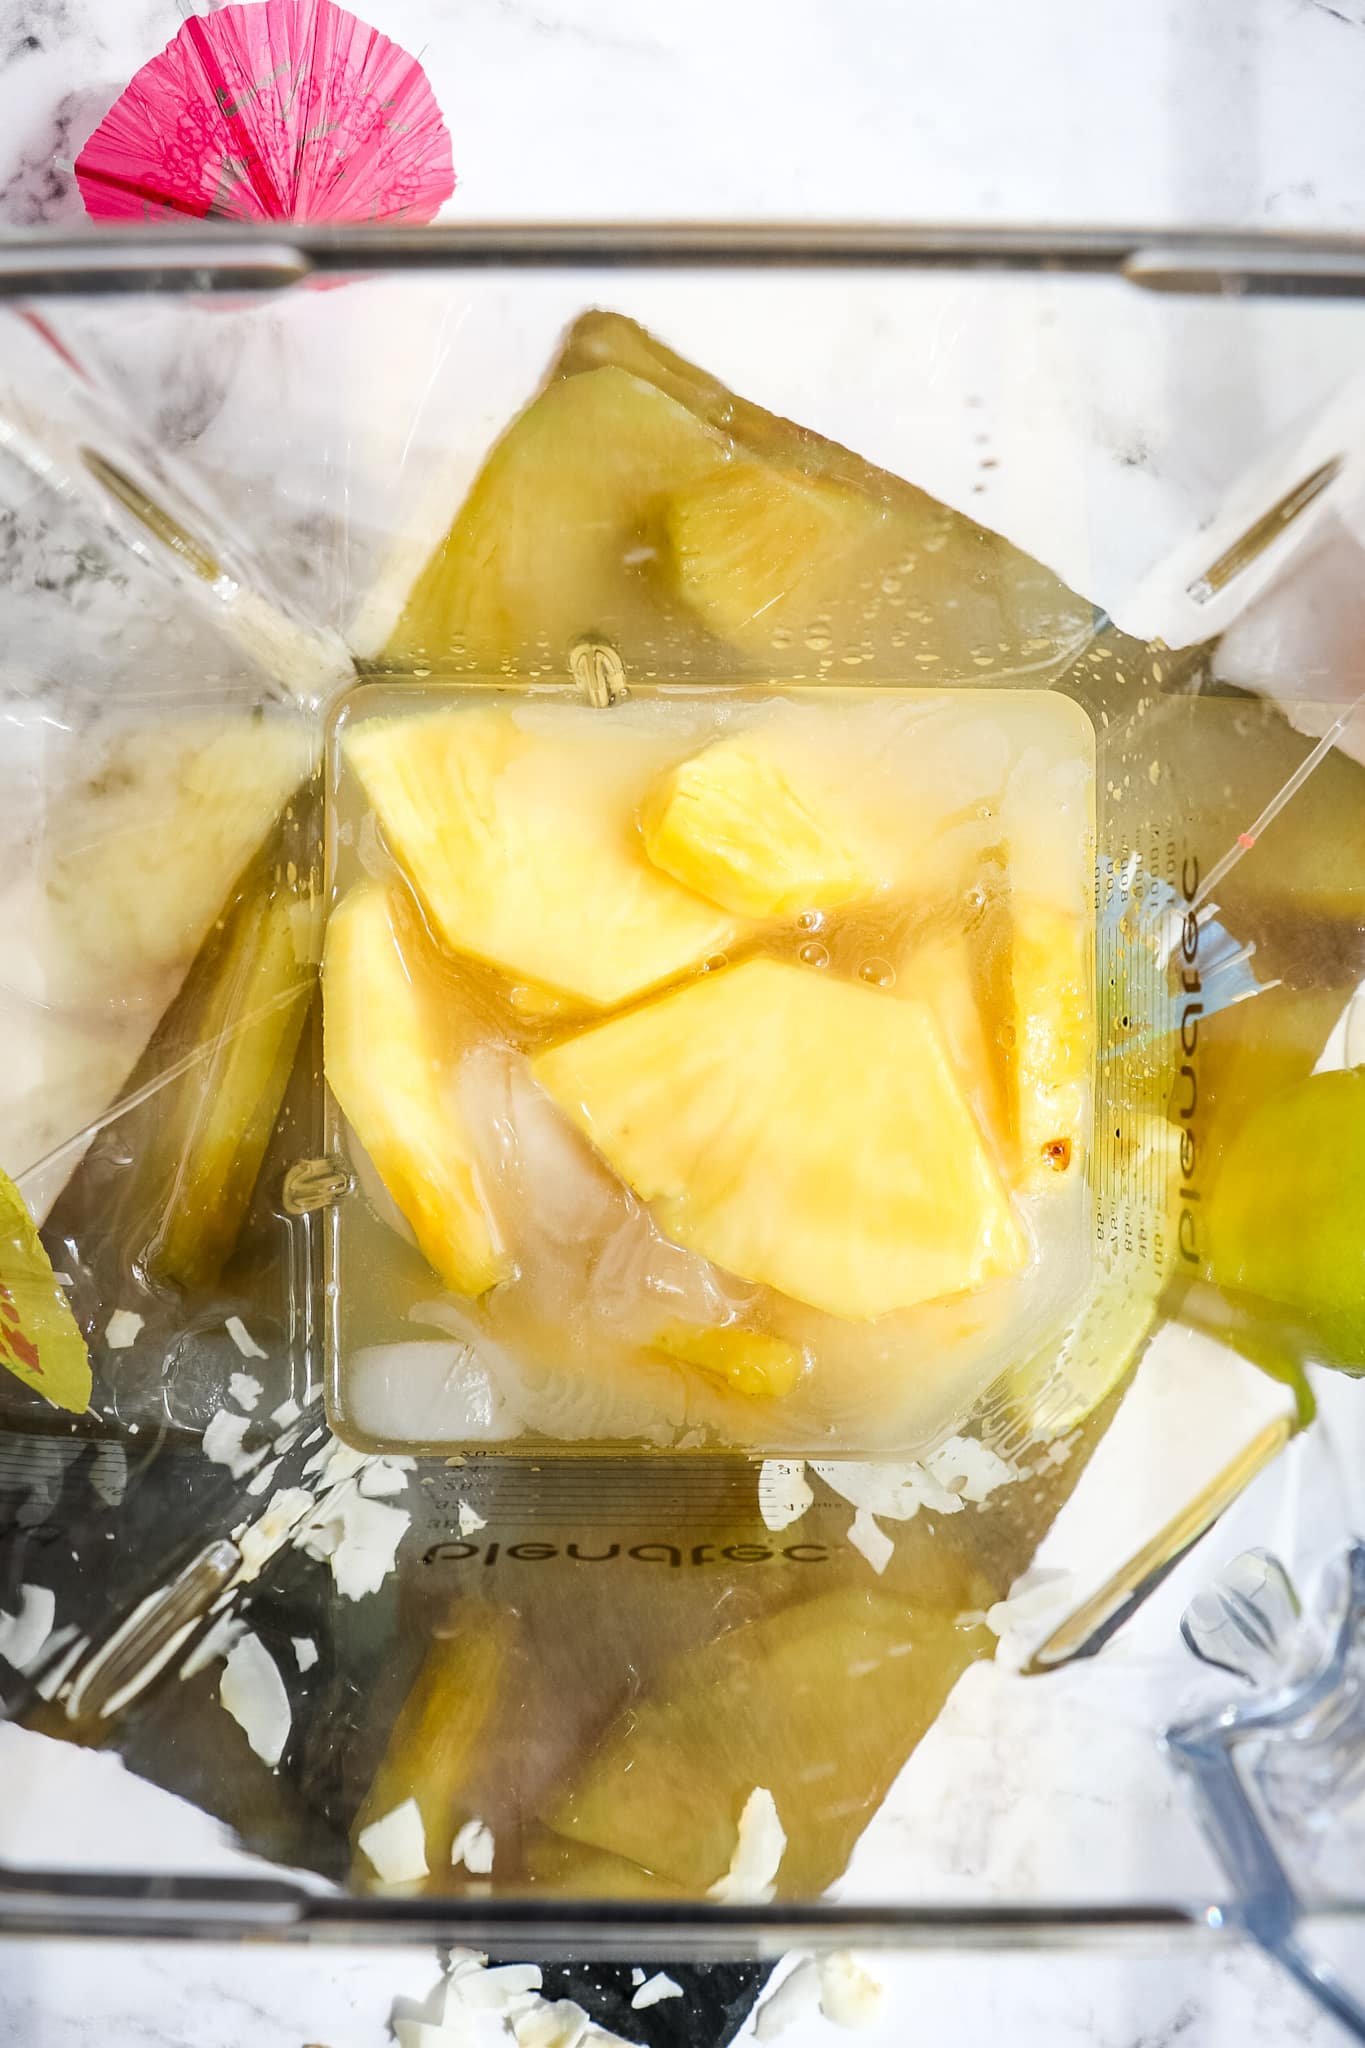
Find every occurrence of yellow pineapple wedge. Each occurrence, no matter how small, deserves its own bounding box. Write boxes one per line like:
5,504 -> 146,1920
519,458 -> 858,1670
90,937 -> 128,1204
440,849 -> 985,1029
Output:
641,726 -> 876,918
385,366 -> 733,674
1010,900 -> 1093,1191
1010,901 -> 1096,1196
650,1322 -> 803,1399
666,457 -> 1074,682
551,314 -> 1095,684
323,884 -> 505,1296
352,1601 -> 515,1890
897,919 -> 1011,1166
666,462 -> 885,652
541,1586 -> 995,1898
39,715 -> 314,1011
343,704 -> 736,1009
532,957 -> 1026,1321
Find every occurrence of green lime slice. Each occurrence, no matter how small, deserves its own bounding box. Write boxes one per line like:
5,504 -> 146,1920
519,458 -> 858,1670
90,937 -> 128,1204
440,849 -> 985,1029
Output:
1206,1064 -> 1365,1375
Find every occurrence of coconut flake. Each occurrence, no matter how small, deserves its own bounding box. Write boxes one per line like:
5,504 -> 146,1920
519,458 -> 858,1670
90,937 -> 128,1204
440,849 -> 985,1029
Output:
631,1972 -> 682,2011
246,1456 -> 282,1497
228,1371 -> 263,1412
180,1612 -> 246,1682
225,1315 -> 267,1359
292,1635 -> 319,1673
358,1796 -> 428,1885
219,1633 -> 290,1768
358,1456 -> 414,1498
202,1408 -> 268,1480
457,1500 -> 487,1535
847,1507 -> 893,1576
512,2005 -> 595,2048
330,1495 -> 409,1600
985,1567 -> 1076,1655
233,1487 -> 315,1586
271,1396 -> 302,1429
708,1786 -> 786,1903
452,1963 -> 543,2013
451,1817 -> 495,1875
758,1459 -> 813,1533
103,1309 -> 143,1350
297,1486 -> 409,1600
390,1953 -> 637,2048
813,1458 -> 962,1522
754,1958 -> 822,2039
303,1437 -> 370,1485
922,1433 -> 1016,1504
0,1584 -> 56,1671
819,1951 -> 884,2028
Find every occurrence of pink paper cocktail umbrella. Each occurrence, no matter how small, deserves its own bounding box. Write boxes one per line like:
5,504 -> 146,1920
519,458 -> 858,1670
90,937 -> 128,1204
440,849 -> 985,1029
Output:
75,0 -> 455,224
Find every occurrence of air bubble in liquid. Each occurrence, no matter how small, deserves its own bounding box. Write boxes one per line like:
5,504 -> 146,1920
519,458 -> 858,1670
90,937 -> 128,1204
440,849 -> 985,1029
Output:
798,941 -> 830,968
859,958 -> 895,989
796,910 -> 824,932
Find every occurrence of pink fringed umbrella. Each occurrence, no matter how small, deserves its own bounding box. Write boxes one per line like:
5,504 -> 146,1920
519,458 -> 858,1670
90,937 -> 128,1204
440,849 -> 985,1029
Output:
75,0 -> 455,224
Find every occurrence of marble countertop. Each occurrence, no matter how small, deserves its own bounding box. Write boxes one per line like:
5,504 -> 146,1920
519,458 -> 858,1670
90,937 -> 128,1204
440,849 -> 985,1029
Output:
4,0 -> 1365,233
3,2 -> 1365,2045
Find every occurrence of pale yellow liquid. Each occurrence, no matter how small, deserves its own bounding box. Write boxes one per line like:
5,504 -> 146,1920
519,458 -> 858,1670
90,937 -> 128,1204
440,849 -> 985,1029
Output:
327,684 -> 1096,1457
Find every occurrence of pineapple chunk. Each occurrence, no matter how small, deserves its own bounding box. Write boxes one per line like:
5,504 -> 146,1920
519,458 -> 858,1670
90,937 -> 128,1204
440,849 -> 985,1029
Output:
323,885 -> 505,1296
897,923 -> 1009,1160
641,729 -> 875,918
145,864 -> 316,1293
542,1586 -> 995,1898
532,957 -> 1026,1321
344,704 -> 736,1009
663,451 -> 1093,683
1012,900 -> 1092,1189
352,1602 -> 515,1889
666,462 -> 883,650
651,1322 -> 803,1399
386,366 -> 732,673
39,716 -> 314,1009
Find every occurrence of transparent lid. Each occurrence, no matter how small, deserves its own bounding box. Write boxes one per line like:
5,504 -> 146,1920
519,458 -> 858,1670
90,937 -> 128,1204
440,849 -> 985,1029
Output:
0,230 -> 1363,2030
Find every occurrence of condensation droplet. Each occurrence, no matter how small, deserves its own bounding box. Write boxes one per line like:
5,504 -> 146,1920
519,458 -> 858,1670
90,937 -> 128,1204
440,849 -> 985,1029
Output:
704,952 -> 729,973
859,958 -> 896,989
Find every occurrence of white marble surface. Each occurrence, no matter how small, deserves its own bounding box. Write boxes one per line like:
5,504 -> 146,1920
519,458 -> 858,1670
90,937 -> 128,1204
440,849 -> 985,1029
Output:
3,0 -> 1365,231
3,3 -> 1365,2046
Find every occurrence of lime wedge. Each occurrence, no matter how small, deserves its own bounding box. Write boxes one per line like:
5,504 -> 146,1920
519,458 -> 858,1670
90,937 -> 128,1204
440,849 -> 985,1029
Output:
1206,1065 -> 1365,1374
